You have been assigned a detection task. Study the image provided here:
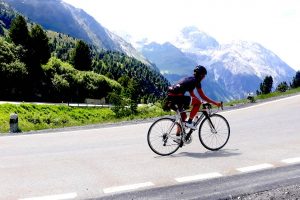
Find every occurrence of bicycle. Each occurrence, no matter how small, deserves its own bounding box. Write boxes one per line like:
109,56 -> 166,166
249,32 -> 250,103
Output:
147,102 -> 230,156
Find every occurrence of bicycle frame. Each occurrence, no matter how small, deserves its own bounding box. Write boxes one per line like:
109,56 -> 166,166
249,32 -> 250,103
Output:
174,105 -> 217,144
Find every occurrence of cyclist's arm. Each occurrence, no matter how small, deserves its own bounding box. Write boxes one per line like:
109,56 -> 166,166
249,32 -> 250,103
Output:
197,87 -> 220,107
189,90 -> 197,98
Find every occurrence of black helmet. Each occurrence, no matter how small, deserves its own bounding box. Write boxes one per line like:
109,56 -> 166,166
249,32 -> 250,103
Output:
194,65 -> 207,78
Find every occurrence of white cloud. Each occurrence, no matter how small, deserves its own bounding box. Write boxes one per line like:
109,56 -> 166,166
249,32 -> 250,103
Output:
63,0 -> 300,71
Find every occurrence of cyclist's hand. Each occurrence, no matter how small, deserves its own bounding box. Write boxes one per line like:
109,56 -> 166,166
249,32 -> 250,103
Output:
216,102 -> 222,108
216,102 -> 224,110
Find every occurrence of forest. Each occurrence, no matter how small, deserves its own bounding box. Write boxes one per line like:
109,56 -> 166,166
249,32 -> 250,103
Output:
0,4 -> 170,111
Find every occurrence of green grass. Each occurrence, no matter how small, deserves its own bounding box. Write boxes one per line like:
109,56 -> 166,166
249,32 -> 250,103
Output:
256,87 -> 300,100
1,87 -> 299,134
0,103 -> 170,134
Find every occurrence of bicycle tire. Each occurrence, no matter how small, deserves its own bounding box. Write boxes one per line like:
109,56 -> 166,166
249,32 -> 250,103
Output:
147,117 -> 182,156
198,114 -> 230,151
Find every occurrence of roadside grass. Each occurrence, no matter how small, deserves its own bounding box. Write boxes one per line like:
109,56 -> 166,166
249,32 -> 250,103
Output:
1,87 -> 299,134
0,103 -> 170,133
225,87 -> 300,107
256,87 -> 300,100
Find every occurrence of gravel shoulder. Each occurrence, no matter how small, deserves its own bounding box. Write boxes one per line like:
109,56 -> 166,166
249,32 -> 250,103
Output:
231,184 -> 300,200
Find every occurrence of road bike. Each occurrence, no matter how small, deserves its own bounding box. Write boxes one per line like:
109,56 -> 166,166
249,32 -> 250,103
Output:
147,103 -> 230,156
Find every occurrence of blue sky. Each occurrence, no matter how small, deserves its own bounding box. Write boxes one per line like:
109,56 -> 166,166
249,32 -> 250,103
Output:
63,0 -> 300,71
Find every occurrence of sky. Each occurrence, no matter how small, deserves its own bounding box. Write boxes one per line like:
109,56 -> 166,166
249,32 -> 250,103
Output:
63,0 -> 300,71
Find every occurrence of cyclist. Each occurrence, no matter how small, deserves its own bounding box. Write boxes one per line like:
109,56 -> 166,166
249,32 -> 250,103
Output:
167,65 -> 222,131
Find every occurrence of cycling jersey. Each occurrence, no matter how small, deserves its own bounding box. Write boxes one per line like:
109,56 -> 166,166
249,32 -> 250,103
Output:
168,76 -> 201,95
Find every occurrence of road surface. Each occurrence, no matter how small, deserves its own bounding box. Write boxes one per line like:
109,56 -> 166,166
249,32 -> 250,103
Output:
0,95 -> 300,199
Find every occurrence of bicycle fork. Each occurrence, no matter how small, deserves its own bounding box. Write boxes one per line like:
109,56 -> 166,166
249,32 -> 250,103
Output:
203,112 -> 217,134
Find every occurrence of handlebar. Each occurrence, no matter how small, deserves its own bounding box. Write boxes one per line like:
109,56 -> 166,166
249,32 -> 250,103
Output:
202,101 -> 224,110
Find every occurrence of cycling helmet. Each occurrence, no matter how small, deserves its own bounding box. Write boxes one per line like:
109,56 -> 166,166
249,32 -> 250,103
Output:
194,65 -> 207,79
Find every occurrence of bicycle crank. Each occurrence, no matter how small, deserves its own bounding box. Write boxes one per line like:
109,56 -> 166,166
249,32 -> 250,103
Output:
183,135 -> 193,144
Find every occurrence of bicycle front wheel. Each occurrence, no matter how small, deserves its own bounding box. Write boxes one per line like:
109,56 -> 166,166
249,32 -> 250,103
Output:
147,117 -> 182,156
199,114 -> 230,151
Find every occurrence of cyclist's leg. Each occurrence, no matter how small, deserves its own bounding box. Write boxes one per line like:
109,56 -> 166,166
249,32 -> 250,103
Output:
167,95 -> 187,136
179,107 -> 187,121
187,97 -> 201,123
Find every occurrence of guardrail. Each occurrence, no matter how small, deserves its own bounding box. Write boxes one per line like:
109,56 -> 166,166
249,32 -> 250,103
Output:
0,101 -> 112,108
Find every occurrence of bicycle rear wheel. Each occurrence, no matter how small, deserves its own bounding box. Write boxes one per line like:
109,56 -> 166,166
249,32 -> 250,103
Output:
198,114 -> 230,151
147,117 -> 182,156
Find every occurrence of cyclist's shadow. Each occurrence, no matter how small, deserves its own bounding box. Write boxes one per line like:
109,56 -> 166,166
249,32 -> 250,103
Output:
172,149 -> 241,159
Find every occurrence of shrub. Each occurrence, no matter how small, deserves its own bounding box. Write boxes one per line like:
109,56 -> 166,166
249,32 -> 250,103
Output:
276,81 -> 289,92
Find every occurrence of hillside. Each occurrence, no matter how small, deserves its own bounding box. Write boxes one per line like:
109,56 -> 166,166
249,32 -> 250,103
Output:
0,1 -> 169,104
3,0 -> 151,65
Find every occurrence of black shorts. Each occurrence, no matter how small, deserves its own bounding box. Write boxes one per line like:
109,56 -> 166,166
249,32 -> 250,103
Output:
167,95 -> 191,110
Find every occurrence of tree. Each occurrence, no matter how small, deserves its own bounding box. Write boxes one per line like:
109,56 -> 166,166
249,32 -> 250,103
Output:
30,24 -> 51,65
0,26 -> 4,36
71,40 -> 92,71
259,76 -> 273,94
9,15 -> 29,47
0,37 -> 28,100
291,71 -> 300,88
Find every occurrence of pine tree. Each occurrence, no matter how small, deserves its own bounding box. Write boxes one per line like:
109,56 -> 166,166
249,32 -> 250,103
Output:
291,71 -> 300,88
71,40 -> 92,71
30,24 -> 51,65
259,76 -> 273,94
0,26 -> 4,36
9,15 -> 29,47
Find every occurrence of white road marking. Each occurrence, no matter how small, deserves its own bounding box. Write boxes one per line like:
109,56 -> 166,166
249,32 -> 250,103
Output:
103,182 -> 154,194
237,163 -> 274,173
175,172 -> 223,183
281,157 -> 300,164
14,156 -> 300,198
19,193 -> 77,200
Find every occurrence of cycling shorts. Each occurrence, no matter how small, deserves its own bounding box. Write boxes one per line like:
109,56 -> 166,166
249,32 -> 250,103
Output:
167,95 -> 191,110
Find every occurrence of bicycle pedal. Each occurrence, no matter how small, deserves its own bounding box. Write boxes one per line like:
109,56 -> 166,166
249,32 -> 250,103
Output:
184,136 -> 193,144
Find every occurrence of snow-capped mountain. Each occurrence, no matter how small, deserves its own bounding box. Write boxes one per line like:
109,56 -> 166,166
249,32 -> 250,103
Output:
173,26 -> 219,52
203,41 -> 295,98
140,26 -> 296,100
140,41 -> 234,101
184,40 -> 296,99
141,42 -> 197,76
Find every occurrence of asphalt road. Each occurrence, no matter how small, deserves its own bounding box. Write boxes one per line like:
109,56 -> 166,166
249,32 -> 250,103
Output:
94,163 -> 300,200
0,94 -> 300,200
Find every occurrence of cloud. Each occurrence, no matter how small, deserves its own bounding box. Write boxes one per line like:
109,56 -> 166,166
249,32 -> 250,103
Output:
63,0 -> 300,70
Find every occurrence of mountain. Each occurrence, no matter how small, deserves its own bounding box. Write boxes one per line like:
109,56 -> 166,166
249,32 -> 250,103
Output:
139,27 -> 296,100
174,26 -> 219,52
0,0 -> 169,102
3,0 -> 150,65
140,42 -> 234,100
203,41 -> 295,98
141,42 -> 197,76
